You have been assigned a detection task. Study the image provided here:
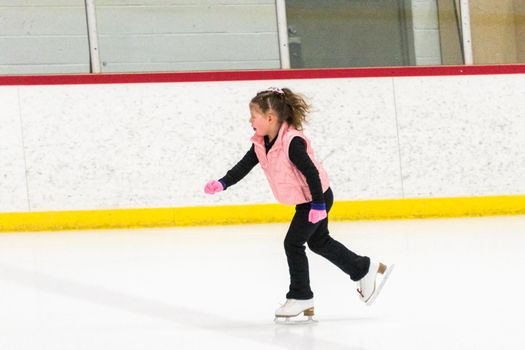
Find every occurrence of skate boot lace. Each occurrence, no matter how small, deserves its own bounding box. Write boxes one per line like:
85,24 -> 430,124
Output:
356,288 -> 364,298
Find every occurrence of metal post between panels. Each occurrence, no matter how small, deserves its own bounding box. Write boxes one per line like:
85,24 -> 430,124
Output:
275,0 -> 291,69
460,0 -> 473,65
85,0 -> 101,73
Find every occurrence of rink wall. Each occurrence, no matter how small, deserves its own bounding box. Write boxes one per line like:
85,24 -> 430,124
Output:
1,65 -> 525,232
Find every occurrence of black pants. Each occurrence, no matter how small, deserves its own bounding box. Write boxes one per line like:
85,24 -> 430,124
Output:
284,188 -> 370,300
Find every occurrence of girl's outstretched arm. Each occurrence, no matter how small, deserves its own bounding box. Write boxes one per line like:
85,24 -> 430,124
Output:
205,145 -> 259,195
219,144 -> 259,189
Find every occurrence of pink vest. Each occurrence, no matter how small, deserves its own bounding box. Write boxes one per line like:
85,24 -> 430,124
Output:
251,123 -> 330,205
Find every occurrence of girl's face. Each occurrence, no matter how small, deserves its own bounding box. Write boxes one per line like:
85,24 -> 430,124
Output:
249,103 -> 272,136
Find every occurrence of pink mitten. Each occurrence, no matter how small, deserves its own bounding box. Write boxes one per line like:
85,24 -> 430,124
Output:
308,209 -> 327,224
204,180 -> 224,195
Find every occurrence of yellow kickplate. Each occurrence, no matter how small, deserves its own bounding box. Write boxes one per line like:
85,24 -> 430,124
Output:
1,195 -> 524,233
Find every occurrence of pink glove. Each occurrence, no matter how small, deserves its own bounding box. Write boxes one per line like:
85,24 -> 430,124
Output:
308,209 -> 327,224
204,180 -> 224,195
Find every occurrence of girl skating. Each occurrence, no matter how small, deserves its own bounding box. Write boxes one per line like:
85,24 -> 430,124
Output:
204,87 -> 394,323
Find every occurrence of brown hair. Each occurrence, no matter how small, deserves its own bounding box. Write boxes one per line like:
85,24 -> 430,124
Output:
250,87 -> 310,130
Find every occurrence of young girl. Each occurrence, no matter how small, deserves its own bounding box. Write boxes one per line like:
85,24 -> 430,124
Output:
204,87 -> 393,322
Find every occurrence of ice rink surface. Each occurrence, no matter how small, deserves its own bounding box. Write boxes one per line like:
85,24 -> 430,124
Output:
1,215 -> 524,350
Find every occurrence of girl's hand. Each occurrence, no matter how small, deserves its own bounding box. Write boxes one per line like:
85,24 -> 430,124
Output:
204,180 -> 224,195
308,208 -> 327,224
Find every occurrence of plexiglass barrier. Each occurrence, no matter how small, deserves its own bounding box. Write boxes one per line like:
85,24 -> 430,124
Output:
0,0 -> 524,75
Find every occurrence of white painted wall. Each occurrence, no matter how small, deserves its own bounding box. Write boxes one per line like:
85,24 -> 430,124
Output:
0,0 -> 90,75
0,0 -> 280,75
1,74 -> 524,213
95,0 -> 280,72
412,0 -> 443,65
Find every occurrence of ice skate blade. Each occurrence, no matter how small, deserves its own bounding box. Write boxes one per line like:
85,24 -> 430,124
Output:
366,264 -> 395,306
274,316 -> 318,325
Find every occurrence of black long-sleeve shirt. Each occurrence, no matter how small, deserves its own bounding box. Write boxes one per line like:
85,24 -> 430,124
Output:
219,136 -> 324,203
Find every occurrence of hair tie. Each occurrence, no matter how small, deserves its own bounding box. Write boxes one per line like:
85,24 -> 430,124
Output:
259,87 -> 285,95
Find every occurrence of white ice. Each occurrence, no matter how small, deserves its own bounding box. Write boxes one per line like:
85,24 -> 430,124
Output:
1,215 -> 524,350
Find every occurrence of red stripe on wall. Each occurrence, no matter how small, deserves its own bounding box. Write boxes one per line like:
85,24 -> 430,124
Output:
1,65 -> 525,86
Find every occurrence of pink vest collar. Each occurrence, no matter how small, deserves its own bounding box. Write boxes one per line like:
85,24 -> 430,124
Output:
250,122 -> 290,152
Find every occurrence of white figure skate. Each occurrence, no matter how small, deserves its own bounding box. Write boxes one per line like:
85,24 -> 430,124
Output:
274,298 -> 317,324
357,261 -> 395,306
